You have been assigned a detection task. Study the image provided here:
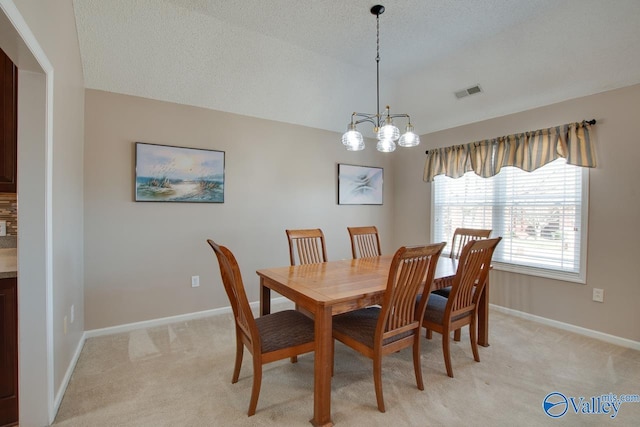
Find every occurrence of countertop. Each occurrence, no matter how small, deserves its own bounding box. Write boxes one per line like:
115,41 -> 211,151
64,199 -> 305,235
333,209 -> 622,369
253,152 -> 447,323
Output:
0,248 -> 17,279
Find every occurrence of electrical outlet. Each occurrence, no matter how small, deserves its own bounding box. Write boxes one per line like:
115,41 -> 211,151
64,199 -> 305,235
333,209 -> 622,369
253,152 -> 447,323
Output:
592,288 -> 604,303
191,275 -> 200,288
70,304 -> 75,323
0,220 -> 6,236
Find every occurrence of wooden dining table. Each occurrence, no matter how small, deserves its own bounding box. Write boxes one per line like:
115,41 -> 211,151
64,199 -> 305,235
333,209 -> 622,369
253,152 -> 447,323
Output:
256,254 -> 490,426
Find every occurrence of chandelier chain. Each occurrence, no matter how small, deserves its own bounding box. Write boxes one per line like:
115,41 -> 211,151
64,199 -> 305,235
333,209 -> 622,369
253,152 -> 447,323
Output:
376,12 -> 380,126
376,13 -> 380,63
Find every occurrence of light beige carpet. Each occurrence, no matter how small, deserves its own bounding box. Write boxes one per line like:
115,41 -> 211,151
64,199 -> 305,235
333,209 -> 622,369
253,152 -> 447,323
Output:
54,306 -> 640,426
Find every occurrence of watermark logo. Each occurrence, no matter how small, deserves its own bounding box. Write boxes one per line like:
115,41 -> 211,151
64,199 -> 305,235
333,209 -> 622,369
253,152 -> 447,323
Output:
543,392 -> 568,418
543,391 -> 639,419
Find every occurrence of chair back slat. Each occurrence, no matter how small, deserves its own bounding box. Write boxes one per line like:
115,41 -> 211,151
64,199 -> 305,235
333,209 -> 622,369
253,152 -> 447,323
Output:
348,226 -> 382,259
286,229 -> 328,265
207,240 -> 259,349
377,243 -> 445,341
449,228 -> 492,259
447,237 -> 502,315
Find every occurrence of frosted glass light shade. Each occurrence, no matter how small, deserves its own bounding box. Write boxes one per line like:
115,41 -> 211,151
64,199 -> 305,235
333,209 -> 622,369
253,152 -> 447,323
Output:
346,138 -> 365,151
342,126 -> 364,151
398,125 -> 420,147
376,139 -> 396,152
377,123 -> 400,141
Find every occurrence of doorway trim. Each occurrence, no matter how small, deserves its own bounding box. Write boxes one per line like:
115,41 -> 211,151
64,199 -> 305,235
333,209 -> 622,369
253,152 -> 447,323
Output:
0,0 -> 54,424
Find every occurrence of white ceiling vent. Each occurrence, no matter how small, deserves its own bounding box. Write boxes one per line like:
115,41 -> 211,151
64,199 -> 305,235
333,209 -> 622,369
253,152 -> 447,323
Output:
455,84 -> 483,99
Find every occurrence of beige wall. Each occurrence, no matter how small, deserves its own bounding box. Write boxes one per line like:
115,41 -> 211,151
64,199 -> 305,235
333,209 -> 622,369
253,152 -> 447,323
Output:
16,68 -> 49,425
83,89 -> 397,329
394,84 -> 640,342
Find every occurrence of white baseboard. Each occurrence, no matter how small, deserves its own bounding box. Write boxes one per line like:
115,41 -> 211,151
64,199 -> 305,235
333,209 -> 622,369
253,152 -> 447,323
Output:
53,331 -> 86,418
490,303 -> 640,351
85,306 -> 232,339
84,297 -> 293,339
84,300 -> 639,351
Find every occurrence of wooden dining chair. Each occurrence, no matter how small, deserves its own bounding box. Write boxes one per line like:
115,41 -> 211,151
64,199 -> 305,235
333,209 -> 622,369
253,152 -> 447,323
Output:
420,237 -> 501,378
347,226 -> 382,259
448,227 -> 492,260
206,239 -> 315,416
434,227 -> 492,341
286,228 -> 328,265
332,242 -> 446,412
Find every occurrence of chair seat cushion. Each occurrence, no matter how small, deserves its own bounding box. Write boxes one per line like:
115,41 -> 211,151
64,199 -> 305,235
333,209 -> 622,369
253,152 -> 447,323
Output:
432,286 -> 451,298
332,307 -> 413,348
420,294 -> 468,325
256,310 -> 315,353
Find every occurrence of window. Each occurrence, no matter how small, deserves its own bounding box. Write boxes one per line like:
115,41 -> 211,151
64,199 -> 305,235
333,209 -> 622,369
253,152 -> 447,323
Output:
432,159 -> 588,282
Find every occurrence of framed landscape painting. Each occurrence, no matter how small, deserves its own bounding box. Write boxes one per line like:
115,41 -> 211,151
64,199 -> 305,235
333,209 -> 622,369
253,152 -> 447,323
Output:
338,163 -> 383,205
135,142 -> 225,203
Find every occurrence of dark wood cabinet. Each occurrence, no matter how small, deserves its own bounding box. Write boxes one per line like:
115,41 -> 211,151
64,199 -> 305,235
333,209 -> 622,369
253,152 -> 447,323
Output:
0,277 -> 18,426
0,47 -> 17,194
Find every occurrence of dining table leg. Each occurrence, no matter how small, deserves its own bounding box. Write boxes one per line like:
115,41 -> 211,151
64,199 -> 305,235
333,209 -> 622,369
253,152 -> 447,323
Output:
478,278 -> 489,347
311,304 -> 333,427
260,278 -> 271,316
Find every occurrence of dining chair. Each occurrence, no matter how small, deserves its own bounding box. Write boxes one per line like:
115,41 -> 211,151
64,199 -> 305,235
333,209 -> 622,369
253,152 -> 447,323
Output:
206,239 -> 315,416
419,237 -> 501,378
286,228 -> 328,265
332,242 -> 446,412
286,229 -> 328,326
347,226 -> 382,259
433,227 -> 492,341
448,227 -> 492,260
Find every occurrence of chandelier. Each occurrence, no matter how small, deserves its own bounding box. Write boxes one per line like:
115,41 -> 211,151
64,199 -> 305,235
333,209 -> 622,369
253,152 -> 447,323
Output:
341,5 -> 420,153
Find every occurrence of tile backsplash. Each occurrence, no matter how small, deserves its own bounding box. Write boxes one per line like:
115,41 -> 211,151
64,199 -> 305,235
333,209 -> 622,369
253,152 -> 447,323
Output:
0,235 -> 16,248
0,193 -> 17,236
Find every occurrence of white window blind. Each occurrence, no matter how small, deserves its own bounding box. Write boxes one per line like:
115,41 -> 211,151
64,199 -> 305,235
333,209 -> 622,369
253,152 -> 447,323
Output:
432,158 -> 588,282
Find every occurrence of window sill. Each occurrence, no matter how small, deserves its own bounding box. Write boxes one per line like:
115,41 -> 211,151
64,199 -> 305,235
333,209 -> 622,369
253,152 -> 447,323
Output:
493,262 -> 586,284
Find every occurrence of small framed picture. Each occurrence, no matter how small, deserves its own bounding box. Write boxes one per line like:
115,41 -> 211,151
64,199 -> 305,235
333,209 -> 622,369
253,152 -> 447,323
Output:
338,163 -> 383,205
135,142 -> 225,203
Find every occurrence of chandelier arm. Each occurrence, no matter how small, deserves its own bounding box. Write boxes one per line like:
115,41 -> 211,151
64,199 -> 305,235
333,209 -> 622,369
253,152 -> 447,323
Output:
351,114 -> 378,127
387,113 -> 412,121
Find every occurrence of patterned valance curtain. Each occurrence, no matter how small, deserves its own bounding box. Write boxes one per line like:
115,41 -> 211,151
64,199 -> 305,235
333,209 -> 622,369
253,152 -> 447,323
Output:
423,121 -> 596,182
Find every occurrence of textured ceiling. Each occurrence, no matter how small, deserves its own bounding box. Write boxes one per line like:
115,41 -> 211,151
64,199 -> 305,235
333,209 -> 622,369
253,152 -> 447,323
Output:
73,0 -> 640,136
